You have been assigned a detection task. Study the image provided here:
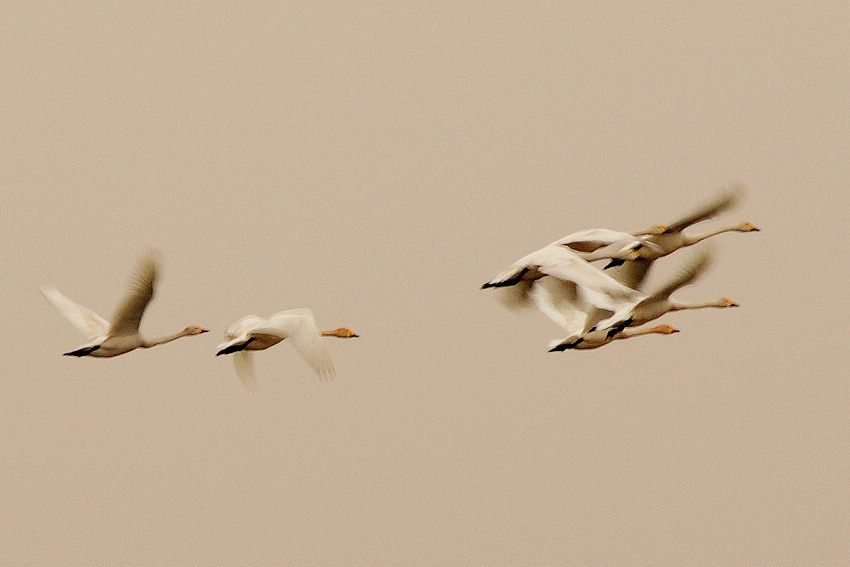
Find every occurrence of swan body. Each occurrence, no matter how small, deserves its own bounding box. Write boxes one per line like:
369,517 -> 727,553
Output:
40,253 -> 208,357
216,308 -> 358,389
549,324 -> 679,351
635,221 -> 759,262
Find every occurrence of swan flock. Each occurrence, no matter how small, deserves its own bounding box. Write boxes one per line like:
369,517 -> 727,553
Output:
482,185 -> 758,351
41,186 -> 758,385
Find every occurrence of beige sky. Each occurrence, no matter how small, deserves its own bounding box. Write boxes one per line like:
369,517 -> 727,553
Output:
2,3 -> 848,565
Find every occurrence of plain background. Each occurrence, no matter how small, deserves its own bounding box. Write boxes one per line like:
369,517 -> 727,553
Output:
2,3 -> 848,565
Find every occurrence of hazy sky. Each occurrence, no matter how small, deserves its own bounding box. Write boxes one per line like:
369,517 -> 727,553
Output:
2,3 -> 848,565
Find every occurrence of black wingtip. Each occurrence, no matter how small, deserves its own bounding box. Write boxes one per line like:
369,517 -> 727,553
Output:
549,338 -> 582,352
216,337 -> 254,356
605,319 -> 632,339
604,259 -> 625,269
64,345 -> 99,357
215,344 -> 241,356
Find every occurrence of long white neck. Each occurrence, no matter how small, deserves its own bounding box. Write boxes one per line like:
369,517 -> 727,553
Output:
617,326 -> 661,339
141,329 -> 192,348
683,225 -> 739,246
616,325 -> 676,340
668,298 -> 731,311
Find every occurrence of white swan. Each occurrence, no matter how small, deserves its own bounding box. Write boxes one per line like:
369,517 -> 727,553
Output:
215,309 -> 358,389
601,186 -> 758,288
548,324 -> 679,351
40,253 -> 208,357
617,186 -> 757,264
482,244 -> 643,315
590,248 -> 738,340
635,220 -> 759,261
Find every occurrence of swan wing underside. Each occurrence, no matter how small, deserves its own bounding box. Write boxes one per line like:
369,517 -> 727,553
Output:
40,286 -> 110,341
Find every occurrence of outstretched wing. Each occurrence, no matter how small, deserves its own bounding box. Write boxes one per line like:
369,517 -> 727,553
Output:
557,228 -> 645,255
534,247 -> 642,312
665,186 -> 742,232
109,252 -> 158,337
529,277 -> 588,335
233,352 -> 256,391
647,247 -> 713,303
255,308 -> 335,380
40,286 -> 110,341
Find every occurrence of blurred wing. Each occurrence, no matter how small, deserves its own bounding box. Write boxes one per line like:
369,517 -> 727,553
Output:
495,280 -> 534,309
557,228 -> 643,255
256,309 -> 335,380
224,315 -> 266,340
535,247 -> 642,311
666,186 -> 742,232
603,258 -> 654,291
233,352 -> 256,391
40,286 -> 109,341
109,253 -> 158,337
530,277 -> 588,335
650,247 -> 713,301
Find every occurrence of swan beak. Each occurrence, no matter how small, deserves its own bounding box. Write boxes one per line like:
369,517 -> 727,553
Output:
746,223 -> 760,232
630,250 -> 642,260
657,225 -> 672,234
199,328 -> 209,333
351,333 -> 360,338
670,327 -> 681,333
725,298 -> 739,307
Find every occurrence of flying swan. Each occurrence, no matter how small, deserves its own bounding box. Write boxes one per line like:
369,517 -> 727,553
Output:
215,309 -> 358,389
40,252 -> 208,357
594,186 -> 759,290
581,247 -> 738,345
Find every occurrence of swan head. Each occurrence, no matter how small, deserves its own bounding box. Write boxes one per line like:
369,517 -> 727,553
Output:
183,326 -> 209,335
648,324 -> 679,335
325,327 -> 359,338
634,224 -> 671,236
649,224 -> 672,235
737,222 -> 759,232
